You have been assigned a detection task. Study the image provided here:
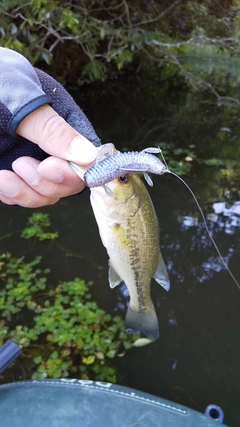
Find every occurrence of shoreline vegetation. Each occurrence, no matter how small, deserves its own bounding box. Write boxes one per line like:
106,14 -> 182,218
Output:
0,0 -> 240,102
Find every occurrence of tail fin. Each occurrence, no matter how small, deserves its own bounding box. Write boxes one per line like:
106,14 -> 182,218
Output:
125,305 -> 159,340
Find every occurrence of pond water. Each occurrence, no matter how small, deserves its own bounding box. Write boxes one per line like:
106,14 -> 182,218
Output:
0,75 -> 240,426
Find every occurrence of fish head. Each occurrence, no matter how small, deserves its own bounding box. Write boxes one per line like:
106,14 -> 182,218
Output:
88,143 -> 144,217
90,172 -> 146,221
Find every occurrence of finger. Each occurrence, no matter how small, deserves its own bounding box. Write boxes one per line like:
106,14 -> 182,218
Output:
16,105 -> 98,164
37,156 -> 83,186
0,170 -> 59,208
12,157 -> 85,199
0,194 -> 19,206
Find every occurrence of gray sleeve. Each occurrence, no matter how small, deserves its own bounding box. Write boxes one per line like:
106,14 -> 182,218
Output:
0,47 -> 101,171
0,47 -> 51,135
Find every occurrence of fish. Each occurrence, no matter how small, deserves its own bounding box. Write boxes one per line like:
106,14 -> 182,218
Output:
70,143 -> 170,339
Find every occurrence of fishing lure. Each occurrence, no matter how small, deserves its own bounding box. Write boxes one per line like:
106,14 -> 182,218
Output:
84,147 -> 168,188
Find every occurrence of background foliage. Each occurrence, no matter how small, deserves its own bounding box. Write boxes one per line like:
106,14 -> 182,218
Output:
1,0 -> 240,96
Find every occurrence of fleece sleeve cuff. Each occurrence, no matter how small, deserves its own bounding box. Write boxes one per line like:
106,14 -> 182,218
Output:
7,95 -> 52,137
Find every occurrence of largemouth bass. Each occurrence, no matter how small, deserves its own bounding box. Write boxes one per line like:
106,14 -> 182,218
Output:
70,144 -> 170,339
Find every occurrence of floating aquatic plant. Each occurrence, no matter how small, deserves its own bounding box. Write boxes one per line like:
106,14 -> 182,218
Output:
0,213 -> 140,383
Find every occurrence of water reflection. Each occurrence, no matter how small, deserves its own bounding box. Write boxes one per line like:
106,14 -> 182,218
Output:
176,201 -> 240,283
179,215 -> 198,228
212,201 -> 240,234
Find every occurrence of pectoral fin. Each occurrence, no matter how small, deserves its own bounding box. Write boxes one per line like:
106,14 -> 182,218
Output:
153,252 -> 170,291
108,261 -> 123,288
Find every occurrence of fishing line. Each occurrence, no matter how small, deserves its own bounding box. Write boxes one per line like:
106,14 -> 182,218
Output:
159,148 -> 240,290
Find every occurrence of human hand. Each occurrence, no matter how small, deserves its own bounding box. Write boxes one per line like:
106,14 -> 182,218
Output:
0,105 -> 98,208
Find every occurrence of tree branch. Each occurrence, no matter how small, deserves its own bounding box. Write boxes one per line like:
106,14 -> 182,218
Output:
132,0 -> 183,27
146,35 -> 240,50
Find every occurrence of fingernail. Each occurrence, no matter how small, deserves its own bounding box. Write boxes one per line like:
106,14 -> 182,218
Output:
69,137 -> 97,164
0,176 -> 18,196
13,160 -> 39,185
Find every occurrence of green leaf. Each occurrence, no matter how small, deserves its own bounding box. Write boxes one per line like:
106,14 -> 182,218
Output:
33,356 -> 42,364
21,213 -> 58,241
82,355 -> 95,365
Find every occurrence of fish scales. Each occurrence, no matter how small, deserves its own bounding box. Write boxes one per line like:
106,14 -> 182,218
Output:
110,216 -> 154,314
84,150 -> 167,188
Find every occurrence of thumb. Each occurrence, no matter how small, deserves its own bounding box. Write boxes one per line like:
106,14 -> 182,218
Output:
16,104 -> 97,165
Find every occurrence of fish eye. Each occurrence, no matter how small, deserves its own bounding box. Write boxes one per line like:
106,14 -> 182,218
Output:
118,175 -> 128,183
